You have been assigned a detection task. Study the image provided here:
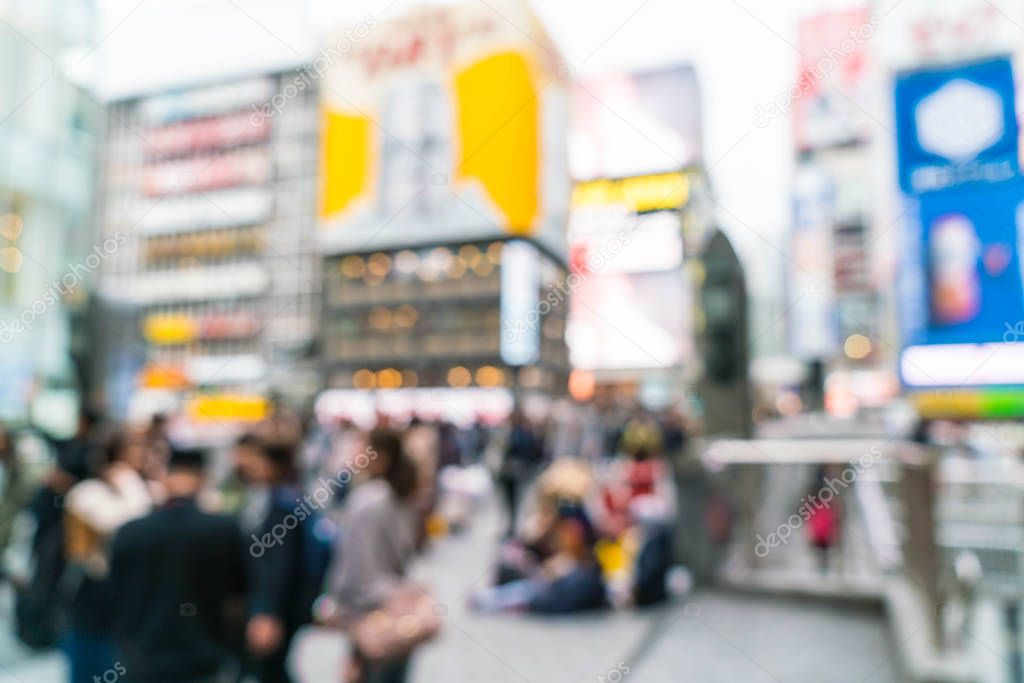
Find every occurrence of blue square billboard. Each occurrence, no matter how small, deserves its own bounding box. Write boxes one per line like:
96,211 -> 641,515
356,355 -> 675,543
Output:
895,57 -> 1018,195
899,180 -> 1024,388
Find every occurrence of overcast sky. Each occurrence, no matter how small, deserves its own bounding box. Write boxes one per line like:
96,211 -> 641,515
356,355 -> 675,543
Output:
90,0 -> 868,285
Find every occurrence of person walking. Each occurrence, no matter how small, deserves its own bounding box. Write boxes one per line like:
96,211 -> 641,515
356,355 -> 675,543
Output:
0,425 -> 36,580
19,408 -> 102,650
332,427 -> 423,683
497,411 -> 543,537
62,429 -> 152,683
109,447 -> 247,683
239,436 -> 308,683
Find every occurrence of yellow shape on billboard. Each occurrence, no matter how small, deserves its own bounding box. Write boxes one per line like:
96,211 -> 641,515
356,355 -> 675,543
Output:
317,0 -> 568,258
572,172 -> 691,213
320,110 -> 373,219
188,394 -> 269,423
142,314 -> 198,345
454,51 -> 539,233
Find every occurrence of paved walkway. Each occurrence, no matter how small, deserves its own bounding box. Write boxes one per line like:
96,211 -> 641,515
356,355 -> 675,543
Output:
1,498 -> 899,683
293,499 -> 900,683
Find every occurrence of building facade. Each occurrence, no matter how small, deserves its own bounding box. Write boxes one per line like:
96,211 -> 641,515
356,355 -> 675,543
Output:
94,72 -> 320,437
0,0 -> 99,431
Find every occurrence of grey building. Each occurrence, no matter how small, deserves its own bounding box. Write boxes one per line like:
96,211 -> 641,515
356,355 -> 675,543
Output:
94,70 -> 320,432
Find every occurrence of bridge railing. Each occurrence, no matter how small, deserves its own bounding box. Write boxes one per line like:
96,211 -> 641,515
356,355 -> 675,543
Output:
685,436 -> 1024,682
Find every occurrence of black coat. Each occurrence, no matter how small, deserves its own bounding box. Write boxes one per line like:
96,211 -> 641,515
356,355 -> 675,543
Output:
109,497 -> 247,682
247,486 -> 306,631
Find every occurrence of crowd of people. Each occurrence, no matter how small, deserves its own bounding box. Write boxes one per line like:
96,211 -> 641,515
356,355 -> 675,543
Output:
0,400 -> 693,683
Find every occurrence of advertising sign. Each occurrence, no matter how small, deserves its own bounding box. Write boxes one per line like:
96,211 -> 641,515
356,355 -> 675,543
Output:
793,7 -> 875,152
565,65 -> 699,373
140,78 -> 276,124
566,268 -> 689,371
899,179 -> 1024,388
566,197 -> 690,372
500,240 -> 540,367
895,57 -> 1018,194
881,0 -> 1024,69
319,0 -> 569,259
569,65 -> 702,180
789,164 -> 838,359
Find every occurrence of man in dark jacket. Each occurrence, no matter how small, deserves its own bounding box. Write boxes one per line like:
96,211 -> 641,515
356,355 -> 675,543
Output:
109,447 -> 246,683
240,438 -> 308,683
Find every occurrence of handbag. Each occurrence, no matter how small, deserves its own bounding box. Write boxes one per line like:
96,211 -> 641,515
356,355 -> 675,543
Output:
350,583 -> 442,662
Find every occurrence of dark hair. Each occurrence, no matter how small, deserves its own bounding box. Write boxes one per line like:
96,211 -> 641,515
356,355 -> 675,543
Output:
0,425 -> 12,460
261,441 -> 298,482
79,406 -> 102,428
94,428 -> 129,471
557,502 -> 598,547
240,431 -> 297,482
168,446 -> 207,472
368,427 -> 417,500
236,432 -> 262,449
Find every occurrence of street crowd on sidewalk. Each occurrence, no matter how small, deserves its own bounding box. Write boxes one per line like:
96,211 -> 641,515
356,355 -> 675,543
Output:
0,398 -> 693,683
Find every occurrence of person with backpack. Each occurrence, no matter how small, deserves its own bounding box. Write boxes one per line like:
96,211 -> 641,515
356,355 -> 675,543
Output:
239,433 -> 328,683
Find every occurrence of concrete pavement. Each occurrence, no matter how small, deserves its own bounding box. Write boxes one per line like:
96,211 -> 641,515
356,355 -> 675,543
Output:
293,499 -> 900,682
1,498 -> 900,683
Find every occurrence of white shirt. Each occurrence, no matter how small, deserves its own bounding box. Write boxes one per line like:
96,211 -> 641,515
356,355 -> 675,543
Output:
67,467 -> 153,535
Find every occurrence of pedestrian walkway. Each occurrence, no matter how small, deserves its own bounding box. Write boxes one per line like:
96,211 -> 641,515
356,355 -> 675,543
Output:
296,498 -> 900,682
1,497 -> 900,683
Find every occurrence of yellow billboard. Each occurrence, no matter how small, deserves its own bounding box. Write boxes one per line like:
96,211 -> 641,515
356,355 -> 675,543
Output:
319,0 -> 569,259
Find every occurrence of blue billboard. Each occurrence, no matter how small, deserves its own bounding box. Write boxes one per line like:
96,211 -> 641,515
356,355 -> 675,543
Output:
898,179 -> 1024,390
895,57 -> 1018,195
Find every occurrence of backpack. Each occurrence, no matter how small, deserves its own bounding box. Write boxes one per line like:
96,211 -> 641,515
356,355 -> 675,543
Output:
15,502 -> 65,650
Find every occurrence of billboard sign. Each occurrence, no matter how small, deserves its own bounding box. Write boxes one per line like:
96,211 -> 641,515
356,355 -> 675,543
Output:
895,57 -> 1018,194
318,1 -> 569,259
793,7 -> 875,151
881,0 -> 1024,69
569,65 -> 702,181
899,179 -> 1024,388
566,184 -> 691,371
565,65 -> 699,373
789,164 -> 838,359
500,240 -> 541,366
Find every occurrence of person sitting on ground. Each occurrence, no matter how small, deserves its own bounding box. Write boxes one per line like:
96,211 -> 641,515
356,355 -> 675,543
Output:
592,419 -> 678,608
471,502 -> 607,615
492,458 -> 593,586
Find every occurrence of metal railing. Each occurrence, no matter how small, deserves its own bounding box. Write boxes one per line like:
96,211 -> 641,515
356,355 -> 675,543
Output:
684,435 -> 1024,682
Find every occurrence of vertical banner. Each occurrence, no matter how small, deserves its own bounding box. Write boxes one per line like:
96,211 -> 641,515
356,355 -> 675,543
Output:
500,240 -> 540,366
